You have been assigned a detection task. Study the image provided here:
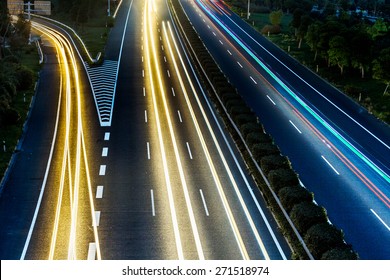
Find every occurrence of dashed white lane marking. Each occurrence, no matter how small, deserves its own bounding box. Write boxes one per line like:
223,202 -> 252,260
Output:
87,243 -> 96,260
141,56 -> 143,62
250,76 -> 257,84
171,87 -> 176,96
266,95 -> 276,105
227,49 -> 232,55
104,132 -> 110,141
199,189 -> 209,216
186,142 -> 193,160
93,211 -> 101,226
99,165 -> 106,176
212,32 -> 216,36
207,25 -> 210,29
289,120 -> 302,134
219,40 -> 223,45
237,61 -> 243,68
102,147 -> 108,157
177,110 -> 183,123
142,70 -> 144,77
203,18 -> 206,23
145,110 -> 148,123
143,87 -> 146,96
370,209 -> 390,231
147,142 -> 151,160
96,185 -> 104,199
161,45 -> 164,51
164,56 -> 167,62
321,155 -> 340,175
167,69 -> 170,78
151,189 -> 156,216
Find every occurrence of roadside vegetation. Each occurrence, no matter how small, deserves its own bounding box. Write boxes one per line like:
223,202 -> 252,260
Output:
0,4 -> 38,183
225,0 -> 390,123
168,0 -> 358,259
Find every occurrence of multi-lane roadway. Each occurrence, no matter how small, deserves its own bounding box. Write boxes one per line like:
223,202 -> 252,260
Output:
0,0 -> 290,260
182,0 -> 390,259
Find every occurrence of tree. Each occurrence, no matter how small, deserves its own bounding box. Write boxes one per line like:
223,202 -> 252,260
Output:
296,15 -> 312,49
368,18 -> 389,39
305,22 -> 321,60
269,10 -> 283,26
328,35 -> 350,75
372,47 -> 390,95
290,8 -> 303,35
350,30 -> 372,78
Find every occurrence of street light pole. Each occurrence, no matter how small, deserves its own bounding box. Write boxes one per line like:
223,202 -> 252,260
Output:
247,0 -> 250,19
107,0 -> 110,16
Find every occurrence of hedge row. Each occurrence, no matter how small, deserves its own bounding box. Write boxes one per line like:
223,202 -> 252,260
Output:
168,0 -> 357,260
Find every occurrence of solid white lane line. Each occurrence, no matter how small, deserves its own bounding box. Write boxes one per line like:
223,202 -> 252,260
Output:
99,165 -> 106,176
151,189 -> 156,216
250,76 -> 257,84
237,61 -> 243,68
321,155 -> 340,175
87,243 -> 96,260
199,189 -> 209,216
93,211 -> 101,226
186,142 -> 193,160
104,132 -> 110,141
171,87 -> 176,96
102,147 -> 108,157
147,142 -> 150,160
370,209 -> 390,231
167,69 -> 170,77
177,110 -> 183,122
289,120 -> 302,134
227,49 -> 232,55
266,95 -> 276,105
143,87 -> 146,96
96,185 -> 103,199
145,110 -> 148,123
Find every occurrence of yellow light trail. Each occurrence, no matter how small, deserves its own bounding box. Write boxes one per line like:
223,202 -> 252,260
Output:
164,21 -> 270,260
144,0 -> 184,260
31,21 -> 101,260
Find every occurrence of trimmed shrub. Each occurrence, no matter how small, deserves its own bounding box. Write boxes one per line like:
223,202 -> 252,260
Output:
321,246 -> 358,260
278,186 -> 313,212
252,143 -> 280,162
268,168 -> 299,193
304,223 -> 345,259
225,98 -> 246,111
246,132 -> 273,149
261,24 -> 282,35
228,104 -> 251,117
240,122 -> 261,138
260,155 -> 290,176
290,202 -> 328,234
234,113 -> 257,127
16,65 -> 34,91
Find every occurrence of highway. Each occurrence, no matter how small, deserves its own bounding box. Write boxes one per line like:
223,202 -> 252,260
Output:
181,0 -> 390,259
0,0 -> 291,260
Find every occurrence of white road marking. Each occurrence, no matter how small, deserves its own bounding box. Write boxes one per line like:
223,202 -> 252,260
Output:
212,32 -> 216,36
99,165 -> 106,176
160,36 -> 162,41
219,40 -> 223,45
250,76 -> 257,84
164,56 -> 167,62
186,142 -> 193,160
177,110 -> 183,122
371,209 -> 390,231
171,87 -> 176,96
102,147 -> 108,157
237,61 -> 243,68
142,70 -> 144,77
143,87 -> 146,96
227,49 -> 232,55
93,211 -> 101,226
289,120 -> 302,134
207,25 -> 210,29
87,243 -> 96,260
321,156 -> 340,175
104,132 -> 110,141
167,69 -> 170,77
145,110 -> 148,123
267,95 -> 276,105
96,185 -> 103,199
203,18 -> 206,23
199,189 -> 209,216
141,56 -> 143,62
161,45 -> 164,51
151,189 -> 156,216
147,142 -> 150,160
